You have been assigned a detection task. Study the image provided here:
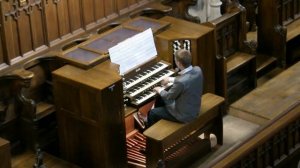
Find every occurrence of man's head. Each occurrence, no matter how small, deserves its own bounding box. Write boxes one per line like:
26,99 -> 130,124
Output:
174,49 -> 192,70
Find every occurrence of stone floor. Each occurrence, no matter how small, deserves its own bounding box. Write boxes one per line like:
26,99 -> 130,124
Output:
188,114 -> 260,168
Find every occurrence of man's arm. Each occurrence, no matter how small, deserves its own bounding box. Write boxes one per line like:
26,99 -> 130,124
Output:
154,80 -> 184,100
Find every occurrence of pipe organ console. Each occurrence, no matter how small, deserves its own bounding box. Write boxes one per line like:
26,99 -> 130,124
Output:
123,59 -> 175,107
53,16 -> 217,168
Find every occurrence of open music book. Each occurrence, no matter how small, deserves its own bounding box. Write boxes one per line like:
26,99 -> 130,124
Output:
108,28 -> 157,75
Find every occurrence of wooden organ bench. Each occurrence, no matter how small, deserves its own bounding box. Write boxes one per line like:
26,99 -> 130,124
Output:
257,0 -> 300,68
143,93 -> 225,168
203,6 -> 257,105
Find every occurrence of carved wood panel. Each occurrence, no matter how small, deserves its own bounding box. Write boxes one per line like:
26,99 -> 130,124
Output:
277,0 -> 300,25
104,0 -> 116,17
215,18 -> 238,58
128,0 -> 138,7
1,0 -> 45,64
56,0 -> 71,37
116,0 -> 127,12
43,0 -> 59,45
67,0 -> 82,33
94,0 -> 105,21
0,0 -> 156,71
0,35 -> 4,66
31,3 -> 45,50
82,0 -> 95,29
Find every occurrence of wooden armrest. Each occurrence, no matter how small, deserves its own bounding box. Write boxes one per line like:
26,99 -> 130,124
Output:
36,102 -> 55,120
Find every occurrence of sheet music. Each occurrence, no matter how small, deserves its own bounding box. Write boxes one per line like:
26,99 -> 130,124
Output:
109,28 -> 157,75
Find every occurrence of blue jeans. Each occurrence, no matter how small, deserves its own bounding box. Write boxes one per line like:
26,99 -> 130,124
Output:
147,97 -> 179,126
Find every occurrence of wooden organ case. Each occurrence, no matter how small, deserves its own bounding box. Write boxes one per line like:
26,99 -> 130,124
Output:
53,61 -> 127,167
53,17 -> 175,167
155,16 -> 216,94
52,26 -> 144,167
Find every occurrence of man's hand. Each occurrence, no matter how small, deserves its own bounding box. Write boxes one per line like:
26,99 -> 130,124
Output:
153,86 -> 162,93
161,77 -> 169,86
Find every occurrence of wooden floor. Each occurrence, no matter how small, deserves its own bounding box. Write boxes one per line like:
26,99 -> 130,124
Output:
12,150 -> 79,168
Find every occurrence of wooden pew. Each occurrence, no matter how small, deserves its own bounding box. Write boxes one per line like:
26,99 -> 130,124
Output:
257,0 -> 300,68
0,69 -> 33,153
143,93 -> 225,168
18,55 -> 65,150
0,137 -> 11,168
202,5 -> 257,105
205,100 -> 300,168
239,0 -> 258,31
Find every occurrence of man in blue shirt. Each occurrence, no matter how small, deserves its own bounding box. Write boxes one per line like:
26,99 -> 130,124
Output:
134,49 -> 203,128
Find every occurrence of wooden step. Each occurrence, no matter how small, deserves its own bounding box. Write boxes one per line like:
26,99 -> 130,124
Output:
226,52 -> 255,74
256,54 -> 277,78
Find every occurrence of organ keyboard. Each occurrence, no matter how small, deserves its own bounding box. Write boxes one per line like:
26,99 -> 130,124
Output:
123,59 -> 175,107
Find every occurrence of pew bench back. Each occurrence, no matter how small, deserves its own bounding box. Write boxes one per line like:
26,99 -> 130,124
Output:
203,9 -> 257,105
258,0 -> 300,67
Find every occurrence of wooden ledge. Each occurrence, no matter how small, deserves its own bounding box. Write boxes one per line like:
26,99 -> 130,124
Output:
256,54 -> 277,77
226,52 -> 255,73
36,102 -> 55,120
287,18 -> 300,42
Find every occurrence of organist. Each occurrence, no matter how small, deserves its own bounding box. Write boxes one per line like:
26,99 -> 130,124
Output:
134,49 -> 204,129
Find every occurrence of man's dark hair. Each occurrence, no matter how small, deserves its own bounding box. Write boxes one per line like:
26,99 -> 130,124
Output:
175,49 -> 192,68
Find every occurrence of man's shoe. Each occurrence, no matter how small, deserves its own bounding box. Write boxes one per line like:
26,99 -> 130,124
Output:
133,112 -> 145,129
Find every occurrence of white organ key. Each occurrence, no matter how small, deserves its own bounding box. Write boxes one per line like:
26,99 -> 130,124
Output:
126,70 -> 174,98
124,61 -> 169,90
131,82 -> 174,106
